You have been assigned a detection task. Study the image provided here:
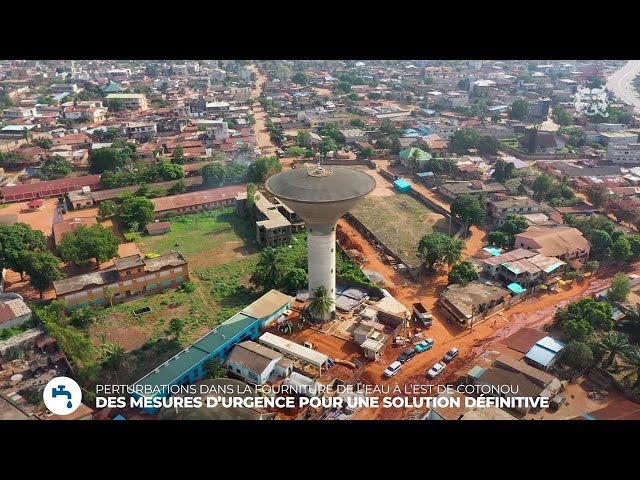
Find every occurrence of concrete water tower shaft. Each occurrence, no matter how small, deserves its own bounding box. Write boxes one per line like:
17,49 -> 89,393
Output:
265,164 -> 375,313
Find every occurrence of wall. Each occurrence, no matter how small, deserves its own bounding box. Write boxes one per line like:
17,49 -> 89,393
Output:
0,327 -> 45,357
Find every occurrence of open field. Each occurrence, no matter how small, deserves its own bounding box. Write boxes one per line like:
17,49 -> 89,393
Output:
137,209 -> 258,269
348,192 -> 448,269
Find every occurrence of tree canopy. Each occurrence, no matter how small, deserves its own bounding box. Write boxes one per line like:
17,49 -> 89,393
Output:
57,225 -> 121,268
608,272 -> 631,303
555,298 -> 613,342
22,251 -> 65,299
448,261 -> 478,286
418,232 -> 465,273
491,159 -> 516,183
509,99 -> 529,121
117,195 -> 155,230
450,194 -> 485,226
0,223 -> 48,280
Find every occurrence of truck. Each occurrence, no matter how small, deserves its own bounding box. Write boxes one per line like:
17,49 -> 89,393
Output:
412,302 -> 432,328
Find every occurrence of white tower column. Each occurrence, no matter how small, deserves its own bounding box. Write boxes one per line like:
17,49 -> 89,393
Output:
307,223 -> 336,312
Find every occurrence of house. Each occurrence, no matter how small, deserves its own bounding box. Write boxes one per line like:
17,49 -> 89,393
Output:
146,222 -> 172,236
130,289 -> 292,413
514,226 -> 590,261
524,336 -> 565,371
398,147 -> 432,171
598,132 -> 637,146
259,332 -> 331,375
0,174 -> 101,202
50,83 -> 80,93
518,130 -> 564,154
63,105 -> 107,123
67,188 -> 94,210
52,217 -> 98,245
481,248 -> 565,285
429,122 -> 458,140
53,252 -> 189,310
157,118 -> 188,136
226,341 -> 293,385
151,185 -> 244,218
0,297 -> 33,331
527,98 -> 551,121
438,281 -> 511,329
488,196 -> 542,225
52,133 -> 92,150
607,143 -> 640,165
100,80 -> 125,94
125,122 -> 157,139
0,124 -> 35,139
438,180 -> 507,200
236,191 -> 304,246
339,128 -> 367,144
3,107 -> 37,119
105,93 -> 148,111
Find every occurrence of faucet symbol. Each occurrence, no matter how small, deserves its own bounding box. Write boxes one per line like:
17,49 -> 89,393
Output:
52,385 -> 73,409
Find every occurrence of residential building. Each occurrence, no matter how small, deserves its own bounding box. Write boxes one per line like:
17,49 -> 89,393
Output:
0,297 -> 33,331
3,107 -> 37,119
438,281 -> 511,329
105,93 -> 148,111
607,143 -> 640,165
130,289 -> 292,413
527,98 -> 550,121
52,217 -> 98,245
259,332 -> 331,375
488,196 -> 542,225
50,83 -> 80,93
514,226 -> 590,261
206,101 -> 230,114
438,180 -> 507,200
67,189 -> 94,209
125,122 -> 157,139
443,91 -> 469,108
398,147 -> 432,171
429,122 -> 458,140
90,177 -> 203,205
157,118 -> 188,135
0,124 -> 35,138
306,113 -> 350,129
481,248 -> 565,285
151,185 -> 244,218
598,132 -> 638,146
226,341 -> 293,385
63,105 -> 107,123
339,128 -> 368,144
524,336 -> 565,371
0,174 -> 101,202
236,191 -> 304,246
53,252 -> 189,310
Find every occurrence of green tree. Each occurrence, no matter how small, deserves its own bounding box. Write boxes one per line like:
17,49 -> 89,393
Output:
155,162 -> 184,181
555,298 -> 613,337
296,131 -> 312,148
100,342 -> 128,382
450,127 -> 481,154
563,318 -> 594,343
349,118 -> 366,129
203,359 -> 228,379
551,105 -> 573,126
22,251 -> 64,299
418,232 -> 462,273
275,65 -> 292,81
584,184 -> 609,208
491,159 -> 516,183
171,146 -> 186,164
309,285 -> 334,321
442,239 -> 465,271
501,214 -> 528,236
590,229 -> 613,259
145,65 -> 159,77
33,137 -> 53,150
621,345 -> 640,390
291,72 -> 308,85
532,174 -> 553,200
246,156 -> 281,183
251,247 -> 286,290
39,310 -> 96,368
118,195 -> 155,229
457,77 -> 470,91
487,230 -> 513,248
98,200 -> 117,220
284,268 -> 308,294
509,99 -> 529,121
167,180 -> 187,195
0,223 -> 48,280
39,155 -> 72,179
361,146 -> 375,158
598,332 -> 630,368
57,225 -> 121,268
611,237 -> 632,263
201,163 -> 227,187
608,272 -> 631,303
167,318 -> 185,339
448,261 -> 478,286
320,138 -> 337,155
561,341 -> 594,369
450,194 -> 485,227
89,147 -> 128,174
585,260 -> 600,273
69,307 -> 96,330
246,183 -> 258,209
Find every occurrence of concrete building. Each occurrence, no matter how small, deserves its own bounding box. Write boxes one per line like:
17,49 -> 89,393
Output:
125,122 -> 157,139
0,297 -> 33,331
527,98 -> 550,121
488,196 -> 542,225
51,83 -> 80,93
439,281 -> 511,329
151,185 -> 244,218
339,128 -> 368,144
598,132 -> 638,146
53,252 -> 189,310
258,332 -> 330,375
607,143 -> 640,165
514,226 -> 590,261
130,289 -> 292,413
481,248 -> 565,285
225,341 -> 293,385
105,93 -> 148,111
439,180 -> 507,200
0,175 -> 101,203
146,222 -> 171,236
266,165 -> 375,319
2,107 -> 37,119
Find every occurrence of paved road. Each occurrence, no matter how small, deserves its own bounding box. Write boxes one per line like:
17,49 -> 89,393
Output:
606,60 -> 640,113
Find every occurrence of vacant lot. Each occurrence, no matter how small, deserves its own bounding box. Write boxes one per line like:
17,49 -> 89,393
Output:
349,192 -> 448,270
137,209 -> 258,269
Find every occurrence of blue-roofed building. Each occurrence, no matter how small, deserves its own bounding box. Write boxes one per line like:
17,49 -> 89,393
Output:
524,336 -> 565,371
393,178 -> 412,193
488,105 -> 509,113
130,289 -> 293,414
52,92 -> 71,102
506,283 -> 526,295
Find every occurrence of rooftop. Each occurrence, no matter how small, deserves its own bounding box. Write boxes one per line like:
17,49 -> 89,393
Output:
241,289 -> 292,320
113,255 -> 146,271
227,341 -> 282,374
151,185 -> 245,212
441,281 -> 511,319
515,226 -> 589,257
259,332 -> 329,367
52,217 -> 97,245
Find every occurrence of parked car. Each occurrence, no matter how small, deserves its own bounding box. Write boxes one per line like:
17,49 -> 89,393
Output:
384,361 -> 402,378
443,347 -> 459,363
415,338 -> 435,353
427,361 -> 447,379
397,347 -> 417,363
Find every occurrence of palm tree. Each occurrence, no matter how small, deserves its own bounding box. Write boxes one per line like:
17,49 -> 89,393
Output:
442,238 -> 465,271
99,342 -> 127,383
239,143 -> 254,155
408,149 -> 421,173
309,285 -> 334,322
623,303 -> 640,342
621,345 -> 640,390
598,332 -> 631,369
257,247 -> 284,289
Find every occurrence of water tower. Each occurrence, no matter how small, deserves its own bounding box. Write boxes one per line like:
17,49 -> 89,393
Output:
266,164 -> 375,315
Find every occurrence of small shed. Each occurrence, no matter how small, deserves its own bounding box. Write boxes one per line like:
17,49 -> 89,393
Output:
394,178 -> 412,193
146,221 -> 172,236
27,200 -> 44,209
524,336 -> 566,371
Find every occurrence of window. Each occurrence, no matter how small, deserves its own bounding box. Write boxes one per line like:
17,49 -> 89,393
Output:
76,291 -> 88,299
159,270 -> 170,277
236,368 -> 241,374
227,364 -> 233,370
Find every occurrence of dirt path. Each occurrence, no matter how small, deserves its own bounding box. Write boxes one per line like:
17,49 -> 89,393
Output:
249,65 -> 277,157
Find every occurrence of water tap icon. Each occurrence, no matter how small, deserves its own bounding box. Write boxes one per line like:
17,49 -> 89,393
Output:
52,385 -> 73,409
